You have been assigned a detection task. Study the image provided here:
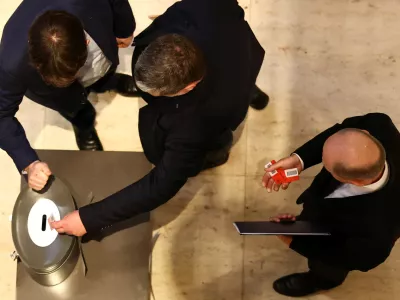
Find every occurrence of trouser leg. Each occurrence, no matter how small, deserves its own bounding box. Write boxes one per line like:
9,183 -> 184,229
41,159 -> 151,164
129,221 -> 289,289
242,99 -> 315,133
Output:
202,131 -> 233,171
308,259 -> 349,289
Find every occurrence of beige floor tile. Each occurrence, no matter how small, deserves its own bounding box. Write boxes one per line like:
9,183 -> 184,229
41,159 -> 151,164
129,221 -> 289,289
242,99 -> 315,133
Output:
15,97 -> 47,149
247,1 -> 400,176
131,0 -> 178,35
94,93 -> 143,152
250,0 -> 400,57
151,174 -> 245,300
40,86 -> 143,152
246,98 -> 326,176
243,175 -> 309,300
40,108 -> 77,151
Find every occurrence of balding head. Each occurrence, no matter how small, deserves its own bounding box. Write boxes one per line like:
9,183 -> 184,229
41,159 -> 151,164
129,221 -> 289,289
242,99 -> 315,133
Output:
322,129 -> 386,185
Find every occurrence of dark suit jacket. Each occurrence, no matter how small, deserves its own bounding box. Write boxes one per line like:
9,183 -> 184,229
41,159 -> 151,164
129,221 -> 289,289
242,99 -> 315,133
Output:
79,0 -> 265,232
290,113 -> 400,272
0,0 -> 135,171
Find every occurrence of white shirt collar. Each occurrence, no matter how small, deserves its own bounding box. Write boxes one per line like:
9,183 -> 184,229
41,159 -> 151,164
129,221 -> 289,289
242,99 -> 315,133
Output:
325,161 -> 389,199
362,161 -> 389,192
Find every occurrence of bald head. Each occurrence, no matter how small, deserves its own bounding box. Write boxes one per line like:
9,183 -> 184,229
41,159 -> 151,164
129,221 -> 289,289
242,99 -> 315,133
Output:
322,129 -> 386,184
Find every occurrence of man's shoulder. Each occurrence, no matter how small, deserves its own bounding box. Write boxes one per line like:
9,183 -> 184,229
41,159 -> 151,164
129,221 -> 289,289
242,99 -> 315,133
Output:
362,113 -> 398,139
342,113 -> 398,140
162,0 -> 244,27
358,113 -> 394,126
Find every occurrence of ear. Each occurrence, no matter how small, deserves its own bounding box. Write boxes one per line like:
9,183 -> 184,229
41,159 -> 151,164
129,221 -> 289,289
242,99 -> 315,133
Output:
185,81 -> 198,91
86,39 -> 90,45
183,80 -> 202,92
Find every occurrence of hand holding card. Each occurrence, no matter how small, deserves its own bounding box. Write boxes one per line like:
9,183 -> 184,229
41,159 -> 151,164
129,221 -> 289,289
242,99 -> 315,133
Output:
262,155 -> 303,192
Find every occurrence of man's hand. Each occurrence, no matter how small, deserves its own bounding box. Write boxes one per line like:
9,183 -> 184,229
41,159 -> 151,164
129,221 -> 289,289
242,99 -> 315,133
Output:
26,161 -> 52,190
262,155 -> 303,192
277,235 -> 293,246
270,213 -> 296,246
269,213 -> 296,223
50,210 -> 87,237
116,35 -> 133,48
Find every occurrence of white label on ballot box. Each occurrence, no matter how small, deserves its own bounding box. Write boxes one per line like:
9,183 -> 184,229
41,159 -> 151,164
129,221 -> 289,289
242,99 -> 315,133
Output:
27,198 -> 60,247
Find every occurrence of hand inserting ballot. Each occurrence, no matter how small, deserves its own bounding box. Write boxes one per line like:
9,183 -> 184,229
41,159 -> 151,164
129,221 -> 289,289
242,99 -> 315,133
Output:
50,210 -> 87,237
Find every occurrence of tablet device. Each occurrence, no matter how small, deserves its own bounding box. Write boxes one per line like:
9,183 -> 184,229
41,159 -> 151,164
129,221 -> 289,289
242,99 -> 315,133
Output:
233,221 -> 331,236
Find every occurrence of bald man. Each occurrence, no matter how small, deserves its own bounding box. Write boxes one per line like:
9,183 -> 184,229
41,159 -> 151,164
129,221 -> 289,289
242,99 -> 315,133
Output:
261,113 -> 400,297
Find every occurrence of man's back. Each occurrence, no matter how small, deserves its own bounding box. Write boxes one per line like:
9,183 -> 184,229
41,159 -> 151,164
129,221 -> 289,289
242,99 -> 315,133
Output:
0,0 -> 120,82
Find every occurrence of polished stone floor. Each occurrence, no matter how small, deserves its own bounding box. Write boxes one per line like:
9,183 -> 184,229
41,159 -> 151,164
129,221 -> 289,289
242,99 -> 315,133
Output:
1,1 -> 400,299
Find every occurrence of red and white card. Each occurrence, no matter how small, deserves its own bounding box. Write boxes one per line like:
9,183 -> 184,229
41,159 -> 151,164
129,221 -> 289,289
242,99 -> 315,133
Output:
265,160 -> 300,184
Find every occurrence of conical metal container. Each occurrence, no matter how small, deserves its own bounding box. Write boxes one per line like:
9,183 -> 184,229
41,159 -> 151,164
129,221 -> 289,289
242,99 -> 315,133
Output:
11,176 -> 79,286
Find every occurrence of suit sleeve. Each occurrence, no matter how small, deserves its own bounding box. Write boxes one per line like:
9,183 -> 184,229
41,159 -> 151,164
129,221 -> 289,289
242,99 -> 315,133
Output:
0,67 -> 38,172
295,113 -> 393,169
108,0 -> 136,38
290,235 -> 392,271
79,132 -> 207,233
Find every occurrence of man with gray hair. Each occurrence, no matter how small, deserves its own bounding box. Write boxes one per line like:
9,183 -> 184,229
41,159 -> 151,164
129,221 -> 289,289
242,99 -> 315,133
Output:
51,0 -> 268,236
263,113 -> 400,297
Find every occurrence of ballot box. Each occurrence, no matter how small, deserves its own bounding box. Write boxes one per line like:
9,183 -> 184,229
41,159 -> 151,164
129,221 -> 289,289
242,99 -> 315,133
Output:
12,150 -> 152,300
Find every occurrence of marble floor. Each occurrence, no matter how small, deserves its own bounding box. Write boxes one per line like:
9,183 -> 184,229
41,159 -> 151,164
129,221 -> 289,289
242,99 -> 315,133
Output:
1,0 -> 400,299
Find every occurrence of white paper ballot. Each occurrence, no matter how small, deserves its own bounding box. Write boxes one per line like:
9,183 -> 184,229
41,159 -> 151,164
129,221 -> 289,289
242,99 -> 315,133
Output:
27,198 -> 61,247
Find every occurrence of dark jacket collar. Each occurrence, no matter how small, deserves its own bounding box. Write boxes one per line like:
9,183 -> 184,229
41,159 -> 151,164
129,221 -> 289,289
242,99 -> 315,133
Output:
139,75 -> 210,115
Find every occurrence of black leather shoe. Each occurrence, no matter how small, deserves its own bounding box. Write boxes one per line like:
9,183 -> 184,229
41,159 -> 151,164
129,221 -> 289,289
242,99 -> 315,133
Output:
249,86 -> 269,110
73,126 -> 103,151
273,272 -> 329,297
113,73 -> 140,97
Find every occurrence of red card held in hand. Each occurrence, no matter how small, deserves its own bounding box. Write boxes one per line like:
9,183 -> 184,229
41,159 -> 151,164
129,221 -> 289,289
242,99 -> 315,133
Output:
265,160 -> 300,184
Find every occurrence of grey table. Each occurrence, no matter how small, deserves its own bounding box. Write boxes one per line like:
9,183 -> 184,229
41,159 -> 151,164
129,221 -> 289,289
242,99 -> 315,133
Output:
16,150 -> 152,300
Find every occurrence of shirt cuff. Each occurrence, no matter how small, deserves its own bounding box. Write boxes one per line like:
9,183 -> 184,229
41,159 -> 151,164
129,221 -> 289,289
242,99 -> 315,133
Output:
292,153 -> 305,170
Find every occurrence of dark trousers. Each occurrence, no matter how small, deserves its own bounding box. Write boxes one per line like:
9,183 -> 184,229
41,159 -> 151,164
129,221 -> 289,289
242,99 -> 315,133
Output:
26,69 -> 118,131
60,69 -> 119,131
202,130 -> 233,170
308,260 -> 349,289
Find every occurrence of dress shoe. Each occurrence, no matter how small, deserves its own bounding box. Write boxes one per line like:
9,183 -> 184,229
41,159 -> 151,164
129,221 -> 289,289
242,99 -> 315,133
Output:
249,86 -> 269,110
273,272 -> 339,297
113,73 -> 141,97
73,126 -> 103,151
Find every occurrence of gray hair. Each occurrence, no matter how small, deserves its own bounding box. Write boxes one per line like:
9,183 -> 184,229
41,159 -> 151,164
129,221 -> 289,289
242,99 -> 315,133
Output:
133,34 -> 206,96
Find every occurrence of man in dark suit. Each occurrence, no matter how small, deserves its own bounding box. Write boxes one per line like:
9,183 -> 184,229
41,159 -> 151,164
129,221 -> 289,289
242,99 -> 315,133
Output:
0,0 -> 137,190
262,113 -> 400,297
51,0 -> 269,235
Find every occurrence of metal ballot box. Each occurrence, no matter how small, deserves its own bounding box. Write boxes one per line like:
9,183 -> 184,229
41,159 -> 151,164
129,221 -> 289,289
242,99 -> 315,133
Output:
14,150 -> 152,300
